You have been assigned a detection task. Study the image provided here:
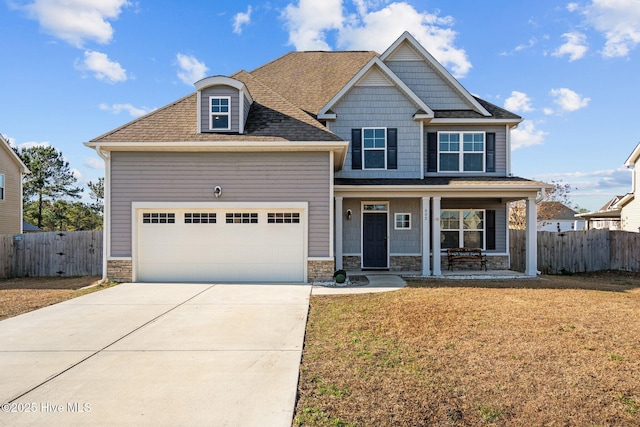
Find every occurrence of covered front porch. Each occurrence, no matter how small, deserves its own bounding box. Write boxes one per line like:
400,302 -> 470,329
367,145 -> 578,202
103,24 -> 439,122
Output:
334,178 -> 550,278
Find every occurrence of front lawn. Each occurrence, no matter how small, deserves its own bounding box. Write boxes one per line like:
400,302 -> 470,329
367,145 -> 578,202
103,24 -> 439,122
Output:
294,272 -> 640,426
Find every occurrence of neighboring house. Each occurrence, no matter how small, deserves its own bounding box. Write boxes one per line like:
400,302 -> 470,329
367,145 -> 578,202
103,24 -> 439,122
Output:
0,134 -> 29,234
577,142 -> 640,232
537,201 -> 585,232
85,32 -> 549,283
22,220 -> 42,233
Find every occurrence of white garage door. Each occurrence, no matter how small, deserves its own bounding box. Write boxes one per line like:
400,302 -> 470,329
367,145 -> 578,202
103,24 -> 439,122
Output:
136,208 -> 305,282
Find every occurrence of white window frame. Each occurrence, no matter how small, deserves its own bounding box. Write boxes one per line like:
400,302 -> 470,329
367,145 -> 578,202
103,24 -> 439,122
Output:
394,213 -> 411,230
0,173 -> 4,200
437,131 -> 485,173
209,96 -> 231,131
362,127 -> 387,170
440,209 -> 486,249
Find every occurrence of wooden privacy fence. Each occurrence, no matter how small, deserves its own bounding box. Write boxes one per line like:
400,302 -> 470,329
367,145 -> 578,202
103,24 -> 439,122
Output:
0,231 -> 102,279
510,229 -> 640,274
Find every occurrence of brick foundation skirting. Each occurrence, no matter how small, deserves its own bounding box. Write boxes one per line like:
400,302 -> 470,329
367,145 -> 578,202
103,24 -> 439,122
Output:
307,259 -> 335,282
107,259 -> 132,283
441,255 -> 509,272
390,256 -> 421,271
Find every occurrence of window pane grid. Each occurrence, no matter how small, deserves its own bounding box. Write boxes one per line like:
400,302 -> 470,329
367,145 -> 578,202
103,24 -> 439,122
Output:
441,210 -> 484,249
185,213 -> 216,224
438,132 -> 485,172
267,212 -> 300,224
226,213 -> 258,224
143,213 -> 175,224
362,128 -> 386,169
395,213 -> 411,229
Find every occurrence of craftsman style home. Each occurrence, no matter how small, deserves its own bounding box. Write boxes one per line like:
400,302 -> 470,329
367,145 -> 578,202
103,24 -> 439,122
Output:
86,32 -> 547,283
0,134 -> 29,235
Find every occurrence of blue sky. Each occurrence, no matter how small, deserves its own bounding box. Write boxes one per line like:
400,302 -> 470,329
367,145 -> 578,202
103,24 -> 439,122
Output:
2,0 -> 640,211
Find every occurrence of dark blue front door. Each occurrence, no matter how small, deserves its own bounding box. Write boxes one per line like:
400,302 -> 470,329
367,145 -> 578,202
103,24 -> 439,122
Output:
363,213 -> 387,268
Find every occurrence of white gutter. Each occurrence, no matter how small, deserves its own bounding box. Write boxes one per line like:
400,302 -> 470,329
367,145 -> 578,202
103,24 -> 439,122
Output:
94,146 -> 110,280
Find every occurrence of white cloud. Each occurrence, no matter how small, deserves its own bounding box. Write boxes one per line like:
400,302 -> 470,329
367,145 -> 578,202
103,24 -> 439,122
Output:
233,6 -> 252,34
71,168 -> 83,180
176,53 -> 208,85
585,0 -> 640,57
13,0 -> 130,48
282,0 -> 344,50
84,158 -> 104,170
549,87 -> 590,112
567,3 -> 580,12
78,50 -> 127,83
504,91 -> 533,112
99,103 -> 152,117
16,141 -> 50,150
553,32 -> 588,61
536,168 -> 631,190
543,107 -> 554,115
282,0 -> 472,77
511,120 -> 548,150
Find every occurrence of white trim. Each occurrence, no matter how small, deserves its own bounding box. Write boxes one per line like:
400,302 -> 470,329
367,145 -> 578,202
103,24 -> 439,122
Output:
394,212 -> 411,230
506,124 -> 513,174
0,134 -> 30,173
380,32 -> 491,117
421,197 -> 431,276
419,121 -> 424,177
209,96 -> 231,131
437,131 -> 486,173
131,201 -> 309,283
195,76 -> 245,93
362,127 -> 387,170
361,201 -> 389,269
624,141 -> 640,167
329,153 -> 335,259
308,257 -> 334,261
318,57 -> 434,119
440,209 -> 487,249
196,91 -> 202,134
95,146 -> 110,280
429,118 -> 521,125
432,197 -> 442,276
107,257 -> 132,261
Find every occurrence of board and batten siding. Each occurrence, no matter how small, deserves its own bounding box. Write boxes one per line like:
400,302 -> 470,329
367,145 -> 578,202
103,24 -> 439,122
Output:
441,199 -> 508,253
0,149 -> 22,235
199,86 -> 240,133
109,151 -> 331,258
385,61 -> 471,110
424,125 -> 508,176
330,86 -> 422,179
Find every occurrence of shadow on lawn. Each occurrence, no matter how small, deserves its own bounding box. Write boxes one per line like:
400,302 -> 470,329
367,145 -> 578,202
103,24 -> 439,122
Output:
0,276 -> 101,291
406,270 -> 640,292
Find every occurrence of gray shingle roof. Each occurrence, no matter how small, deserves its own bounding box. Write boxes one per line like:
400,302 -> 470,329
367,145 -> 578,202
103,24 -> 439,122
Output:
90,48 -> 521,144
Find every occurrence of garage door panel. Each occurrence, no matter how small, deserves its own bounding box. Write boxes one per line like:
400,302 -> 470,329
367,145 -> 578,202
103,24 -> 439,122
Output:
137,209 -> 305,282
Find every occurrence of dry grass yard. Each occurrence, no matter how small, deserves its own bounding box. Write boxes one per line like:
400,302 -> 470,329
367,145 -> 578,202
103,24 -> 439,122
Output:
294,272 -> 640,426
0,276 -> 110,320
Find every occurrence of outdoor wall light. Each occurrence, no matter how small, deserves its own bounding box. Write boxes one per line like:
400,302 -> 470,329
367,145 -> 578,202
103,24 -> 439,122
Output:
214,186 -> 222,198
346,209 -> 352,220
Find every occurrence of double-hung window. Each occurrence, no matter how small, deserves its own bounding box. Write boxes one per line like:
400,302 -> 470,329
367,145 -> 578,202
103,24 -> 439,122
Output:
441,210 -> 485,249
209,96 -> 230,130
0,174 -> 4,200
438,132 -> 485,172
363,128 -> 386,169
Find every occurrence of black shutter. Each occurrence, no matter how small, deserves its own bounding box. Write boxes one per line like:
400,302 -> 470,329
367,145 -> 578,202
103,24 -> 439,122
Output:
427,132 -> 437,173
486,210 -> 496,250
351,129 -> 362,170
387,128 -> 397,169
486,132 -> 496,173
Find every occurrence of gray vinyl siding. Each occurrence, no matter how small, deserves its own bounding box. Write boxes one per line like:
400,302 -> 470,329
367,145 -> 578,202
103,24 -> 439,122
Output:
243,92 -> 252,132
424,125 -> 507,176
200,86 -> 240,133
0,150 -> 21,234
330,86 -> 422,179
440,199 -> 507,253
340,198 -> 421,254
110,151 -> 330,257
386,61 -> 471,109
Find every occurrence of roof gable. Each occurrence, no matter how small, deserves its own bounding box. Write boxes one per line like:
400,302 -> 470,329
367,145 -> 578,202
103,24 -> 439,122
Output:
624,141 -> 640,167
0,134 -> 29,173
318,57 -> 434,120
381,31 -> 491,117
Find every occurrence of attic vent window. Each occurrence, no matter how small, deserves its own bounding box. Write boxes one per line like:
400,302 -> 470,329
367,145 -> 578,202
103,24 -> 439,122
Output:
210,96 -> 230,130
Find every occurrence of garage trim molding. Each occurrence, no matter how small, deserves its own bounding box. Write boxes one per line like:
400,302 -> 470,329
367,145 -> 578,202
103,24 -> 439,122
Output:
131,201 -> 309,282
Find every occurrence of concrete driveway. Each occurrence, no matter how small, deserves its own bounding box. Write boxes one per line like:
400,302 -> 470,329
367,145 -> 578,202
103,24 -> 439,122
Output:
0,282 -> 311,426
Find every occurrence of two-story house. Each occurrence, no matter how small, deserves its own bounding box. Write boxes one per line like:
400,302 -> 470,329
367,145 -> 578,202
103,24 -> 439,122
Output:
0,134 -> 29,235
86,32 -> 547,283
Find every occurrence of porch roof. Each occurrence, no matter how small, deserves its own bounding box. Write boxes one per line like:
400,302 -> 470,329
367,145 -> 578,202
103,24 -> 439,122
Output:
335,176 -> 547,187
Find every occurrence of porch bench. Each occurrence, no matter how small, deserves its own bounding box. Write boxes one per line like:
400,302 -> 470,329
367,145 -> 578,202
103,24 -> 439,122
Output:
447,247 -> 487,271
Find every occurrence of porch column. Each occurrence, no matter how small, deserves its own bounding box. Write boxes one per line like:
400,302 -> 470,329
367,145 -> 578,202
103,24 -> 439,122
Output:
335,196 -> 343,270
525,196 -> 538,276
421,197 -> 431,276
432,196 -> 442,276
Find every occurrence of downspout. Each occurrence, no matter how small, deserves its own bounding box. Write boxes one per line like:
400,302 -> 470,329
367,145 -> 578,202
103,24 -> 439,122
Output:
95,146 -> 110,280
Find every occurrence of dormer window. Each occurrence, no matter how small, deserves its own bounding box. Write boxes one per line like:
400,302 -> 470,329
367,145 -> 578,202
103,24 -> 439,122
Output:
210,96 -> 231,130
